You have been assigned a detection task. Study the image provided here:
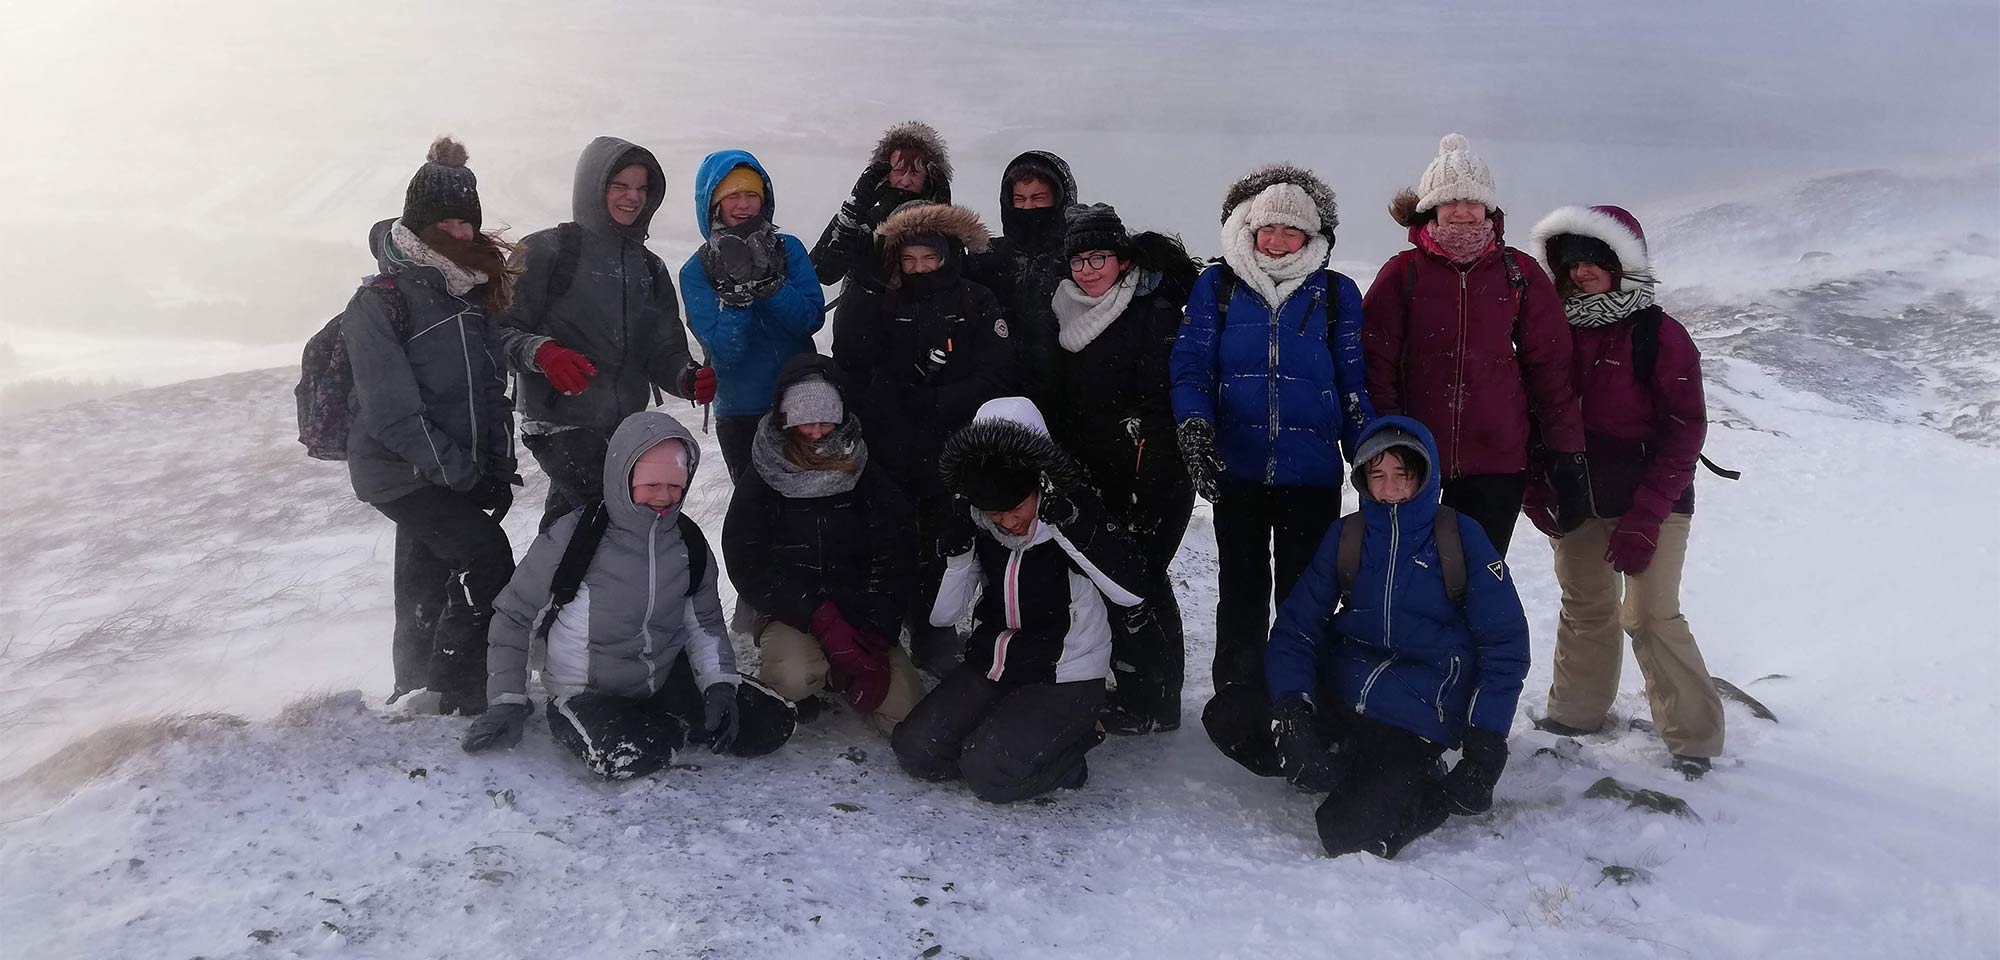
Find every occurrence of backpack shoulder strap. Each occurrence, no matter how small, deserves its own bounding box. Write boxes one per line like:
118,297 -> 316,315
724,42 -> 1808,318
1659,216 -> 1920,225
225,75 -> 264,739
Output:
1401,252 -> 1418,306
1335,512 -> 1365,606
1629,305 -> 1665,385
677,513 -> 710,598
536,501 -> 611,635
1432,506 -> 1466,605
1211,260 -> 1237,330
545,222 -> 585,305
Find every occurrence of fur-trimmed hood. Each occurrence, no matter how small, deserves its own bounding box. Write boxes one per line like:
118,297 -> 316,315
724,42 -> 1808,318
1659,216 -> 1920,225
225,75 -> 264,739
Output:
938,397 -> 1084,508
875,202 -> 992,256
1000,150 -> 1077,209
1528,205 -> 1652,292
871,121 -> 953,200
1220,163 -> 1339,242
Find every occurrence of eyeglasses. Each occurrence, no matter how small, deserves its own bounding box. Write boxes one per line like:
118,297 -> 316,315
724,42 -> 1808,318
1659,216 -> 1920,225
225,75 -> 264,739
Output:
1068,253 -> 1112,272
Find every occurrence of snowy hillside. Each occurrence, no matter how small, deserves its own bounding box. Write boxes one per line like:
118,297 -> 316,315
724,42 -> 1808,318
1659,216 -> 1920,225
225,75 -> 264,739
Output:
3,323 -> 1998,958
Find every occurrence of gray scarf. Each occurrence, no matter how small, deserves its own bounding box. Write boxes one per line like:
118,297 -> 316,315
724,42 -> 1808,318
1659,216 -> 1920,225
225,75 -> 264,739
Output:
1565,275 -> 1658,328
750,414 -> 868,498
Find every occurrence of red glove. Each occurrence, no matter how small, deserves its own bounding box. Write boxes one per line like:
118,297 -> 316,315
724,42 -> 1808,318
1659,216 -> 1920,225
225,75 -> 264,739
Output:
534,342 -> 596,396
679,364 -> 717,404
1522,475 -> 1563,540
811,600 -> 890,713
1606,511 -> 1664,574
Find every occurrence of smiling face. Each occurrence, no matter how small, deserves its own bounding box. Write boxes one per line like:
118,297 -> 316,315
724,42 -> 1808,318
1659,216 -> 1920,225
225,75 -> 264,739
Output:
987,492 -> 1039,536
900,245 -> 943,275
1568,261 -> 1616,295
1364,449 -> 1420,505
1434,199 -> 1488,225
1069,249 -> 1127,298
717,190 -> 763,227
1255,224 -> 1308,258
629,439 -> 688,514
606,164 -> 649,226
1010,177 -> 1055,209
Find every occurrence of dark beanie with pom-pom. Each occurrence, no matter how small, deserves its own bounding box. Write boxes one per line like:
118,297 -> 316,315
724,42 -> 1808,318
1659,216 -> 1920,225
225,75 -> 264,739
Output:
403,136 -> 482,233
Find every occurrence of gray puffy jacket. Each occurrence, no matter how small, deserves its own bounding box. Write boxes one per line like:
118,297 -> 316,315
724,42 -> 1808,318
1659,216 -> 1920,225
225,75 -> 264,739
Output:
340,218 -> 516,504
494,137 -> 693,436
485,413 -> 736,705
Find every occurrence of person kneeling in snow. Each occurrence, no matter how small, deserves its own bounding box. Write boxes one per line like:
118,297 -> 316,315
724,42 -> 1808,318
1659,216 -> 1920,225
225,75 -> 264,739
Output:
892,398 -> 1152,802
1206,417 -> 1530,858
462,412 -> 795,779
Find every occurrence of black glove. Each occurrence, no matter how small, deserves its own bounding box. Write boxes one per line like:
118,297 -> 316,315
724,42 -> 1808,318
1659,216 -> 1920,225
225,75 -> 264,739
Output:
1038,488 -> 1081,528
1439,727 -> 1509,815
1177,418 -> 1223,503
468,475 -> 517,519
461,701 -> 530,753
702,682 -> 740,754
938,498 -> 978,557
700,220 -> 787,307
1546,450 -> 1594,533
1271,695 -> 1347,792
849,160 -> 891,211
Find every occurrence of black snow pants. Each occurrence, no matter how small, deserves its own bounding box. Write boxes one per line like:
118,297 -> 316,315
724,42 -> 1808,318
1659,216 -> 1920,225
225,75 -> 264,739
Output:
1204,682 -> 1450,859
373,485 -> 515,714
1210,478 -> 1342,695
522,428 -> 610,534
1442,471 -> 1528,558
892,664 -> 1106,803
716,413 -> 761,485
1103,471 -> 1195,730
548,653 -> 797,781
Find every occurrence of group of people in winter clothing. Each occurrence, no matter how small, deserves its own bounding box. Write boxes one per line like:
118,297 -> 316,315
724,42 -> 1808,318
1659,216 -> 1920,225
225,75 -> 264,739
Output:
326,125 -> 1727,859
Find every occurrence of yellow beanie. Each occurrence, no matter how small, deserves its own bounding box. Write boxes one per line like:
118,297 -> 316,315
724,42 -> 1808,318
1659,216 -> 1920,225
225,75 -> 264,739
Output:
713,165 -> 765,207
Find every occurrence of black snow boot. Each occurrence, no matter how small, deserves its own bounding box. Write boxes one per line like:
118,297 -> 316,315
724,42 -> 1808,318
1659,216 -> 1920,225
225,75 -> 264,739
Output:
1670,754 -> 1712,780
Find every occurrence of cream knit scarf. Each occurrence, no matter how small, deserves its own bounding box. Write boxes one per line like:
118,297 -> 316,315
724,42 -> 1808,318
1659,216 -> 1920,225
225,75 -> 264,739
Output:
1219,203 -> 1329,309
1052,268 -> 1140,352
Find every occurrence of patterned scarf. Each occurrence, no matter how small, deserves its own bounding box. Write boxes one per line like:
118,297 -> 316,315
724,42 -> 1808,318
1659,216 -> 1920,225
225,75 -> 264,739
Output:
750,414 -> 868,498
389,220 -> 488,296
1423,220 -> 1497,265
1564,275 -> 1659,328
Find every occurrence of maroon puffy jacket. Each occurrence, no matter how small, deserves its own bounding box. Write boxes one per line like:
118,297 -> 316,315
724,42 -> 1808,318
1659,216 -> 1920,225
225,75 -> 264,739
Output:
1569,309 -> 1705,519
1361,221 -> 1584,478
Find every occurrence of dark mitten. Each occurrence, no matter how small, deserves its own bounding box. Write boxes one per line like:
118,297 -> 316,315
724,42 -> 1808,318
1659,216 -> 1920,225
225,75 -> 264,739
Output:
1176,418 -> 1223,503
849,160 -> 890,210
1547,450 -> 1594,532
461,702 -> 530,753
468,475 -> 516,517
1439,727 -> 1508,814
1271,696 -> 1347,792
937,498 -> 978,558
702,683 -> 741,753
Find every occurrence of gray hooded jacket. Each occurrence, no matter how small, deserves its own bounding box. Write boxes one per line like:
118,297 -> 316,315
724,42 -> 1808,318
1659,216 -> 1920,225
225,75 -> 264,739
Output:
340,218 -> 516,504
494,137 -> 693,435
485,413 -> 736,705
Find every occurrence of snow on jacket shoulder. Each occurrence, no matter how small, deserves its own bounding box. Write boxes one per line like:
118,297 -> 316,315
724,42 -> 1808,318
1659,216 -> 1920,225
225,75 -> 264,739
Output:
485,413 -> 734,706
1169,263 -> 1374,487
933,398 -> 1146,685
1360,221 -> 1583,478
1264,416 -> 1530,746
341,218 -> 515,504
491,136 -> 693,435
680,150 -> 826,418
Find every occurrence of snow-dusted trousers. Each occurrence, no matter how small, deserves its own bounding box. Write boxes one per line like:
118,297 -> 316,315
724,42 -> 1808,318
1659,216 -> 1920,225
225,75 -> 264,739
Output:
548,654 -> 796,781
1545,514 -> 1725,758
893,664 -> 1106,803
756,620 -> 925,733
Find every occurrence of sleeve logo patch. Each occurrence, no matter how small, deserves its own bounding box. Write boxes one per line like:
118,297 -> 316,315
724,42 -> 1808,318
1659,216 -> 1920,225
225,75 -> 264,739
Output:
993,317 -> 1010,339
1488,560 -> 1506,580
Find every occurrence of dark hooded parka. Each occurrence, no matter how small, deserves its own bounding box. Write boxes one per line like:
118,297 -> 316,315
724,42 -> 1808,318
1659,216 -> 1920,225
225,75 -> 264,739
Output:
811,122 -> 954,293
968,150 -> 1079,403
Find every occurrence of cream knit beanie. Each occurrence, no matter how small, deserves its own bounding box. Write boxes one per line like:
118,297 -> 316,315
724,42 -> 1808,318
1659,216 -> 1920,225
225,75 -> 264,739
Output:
1415,133 -> 1498,213
1245,182 -> 1322,235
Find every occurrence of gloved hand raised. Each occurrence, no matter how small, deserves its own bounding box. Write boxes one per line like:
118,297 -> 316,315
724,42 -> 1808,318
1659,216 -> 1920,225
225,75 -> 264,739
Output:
461,701 -> 531,753
702,683 -> 740,754
1271,695 -> 1347,792
699,220 -> 787,307
937,498 -> 978,558
534,342 -> 596,396
1439,726 -> 1508,814
848,160 -> 891,212
1177,418 -> 1223,503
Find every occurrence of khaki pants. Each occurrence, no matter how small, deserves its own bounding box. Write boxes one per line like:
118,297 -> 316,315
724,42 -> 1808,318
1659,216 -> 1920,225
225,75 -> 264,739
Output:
1546,514 -> 1725,758
757,620 -> 925,734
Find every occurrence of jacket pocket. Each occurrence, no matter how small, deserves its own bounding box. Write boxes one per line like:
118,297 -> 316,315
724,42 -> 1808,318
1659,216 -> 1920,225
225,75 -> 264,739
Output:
1434,655 -> 1461,724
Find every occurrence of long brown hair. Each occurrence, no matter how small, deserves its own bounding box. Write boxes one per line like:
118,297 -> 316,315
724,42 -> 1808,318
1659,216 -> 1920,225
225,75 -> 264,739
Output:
418,223 -> 520,313
785,427 -> 859,473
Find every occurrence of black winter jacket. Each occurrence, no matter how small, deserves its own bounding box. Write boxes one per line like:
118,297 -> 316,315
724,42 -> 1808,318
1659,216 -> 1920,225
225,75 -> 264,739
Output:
1046,271 -> 1190,508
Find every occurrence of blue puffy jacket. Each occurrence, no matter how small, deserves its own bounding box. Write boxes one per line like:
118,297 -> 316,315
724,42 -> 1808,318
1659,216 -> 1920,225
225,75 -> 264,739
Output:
1169,264 -> 1373,487
1265,416 -> 1530,746
680,150 -> 826,418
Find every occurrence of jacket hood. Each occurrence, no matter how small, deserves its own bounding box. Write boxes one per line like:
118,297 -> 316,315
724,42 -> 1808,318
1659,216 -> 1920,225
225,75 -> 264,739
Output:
871,121 -> 953,202
1350,416 -> 1443,522
875,202 -> 991,255
939,396 -> 1084,509
604,411 -> 701,528
999,150 -> 1076,207
692,149 -> 776,240
1221,163 -> 1339,242
1528,204 -> 1652,291
998,150 -> 1078,253
574,136 -> 666,241
368,217 -> 451,289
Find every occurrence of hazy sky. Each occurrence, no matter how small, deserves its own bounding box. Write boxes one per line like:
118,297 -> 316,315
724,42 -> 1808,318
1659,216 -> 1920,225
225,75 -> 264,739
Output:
0,0 -> 1994,389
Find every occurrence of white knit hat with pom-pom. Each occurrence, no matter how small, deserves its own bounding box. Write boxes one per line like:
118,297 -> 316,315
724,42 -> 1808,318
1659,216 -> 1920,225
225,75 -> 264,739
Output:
1245,182 -> 1322,235
1415,133 -> 1497,213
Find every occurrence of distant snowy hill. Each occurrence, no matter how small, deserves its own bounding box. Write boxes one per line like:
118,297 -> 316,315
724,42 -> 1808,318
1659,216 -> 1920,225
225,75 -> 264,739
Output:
2,162 -> 1998,957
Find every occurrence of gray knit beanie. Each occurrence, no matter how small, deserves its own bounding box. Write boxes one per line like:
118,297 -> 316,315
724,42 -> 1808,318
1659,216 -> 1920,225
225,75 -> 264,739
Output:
779,377 -> 844,428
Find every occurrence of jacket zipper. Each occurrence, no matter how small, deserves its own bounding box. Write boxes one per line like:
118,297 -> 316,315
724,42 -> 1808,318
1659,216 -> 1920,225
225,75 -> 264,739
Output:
1436,655 -> 1460,724
453,301 -> 479,471
1358,504 -> 1401,713
1265,293 -> 1280,485
1451,269 -> 1467,477
640,516 -> 659,692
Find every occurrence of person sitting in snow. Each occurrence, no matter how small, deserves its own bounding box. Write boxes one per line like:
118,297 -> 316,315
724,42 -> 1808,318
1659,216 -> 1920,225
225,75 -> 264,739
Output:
892,397 -> 1151,803
1524,205 -> 1724,780
1206,416 -> 1530,859
462,412 -> 795,779
722,354 -> 926,734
